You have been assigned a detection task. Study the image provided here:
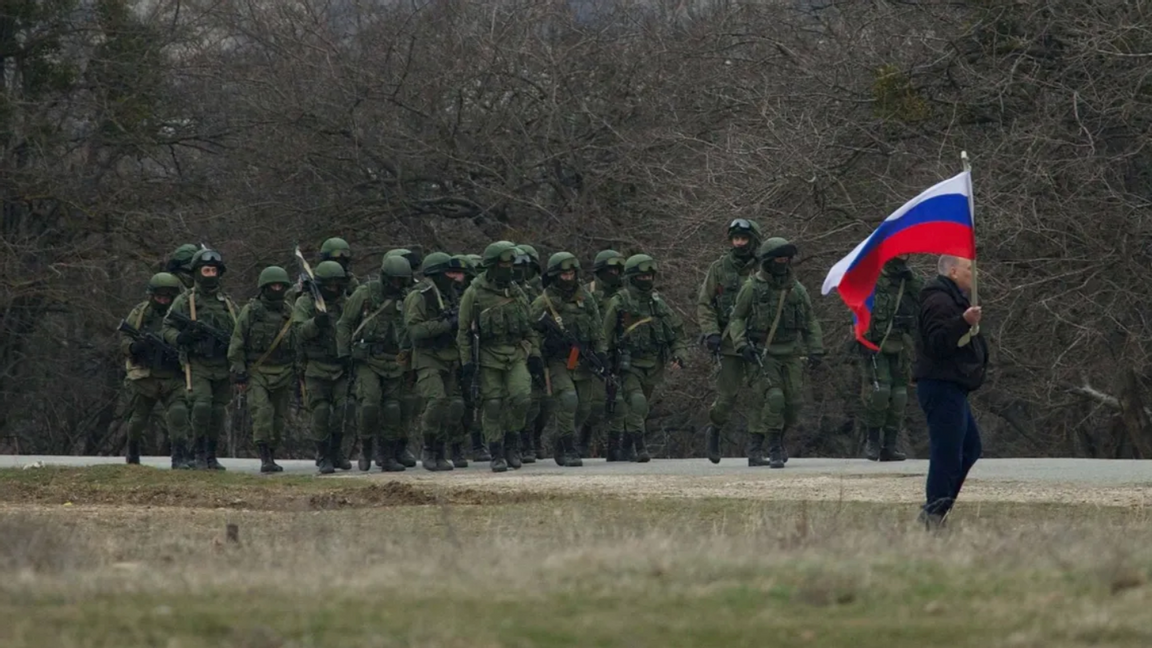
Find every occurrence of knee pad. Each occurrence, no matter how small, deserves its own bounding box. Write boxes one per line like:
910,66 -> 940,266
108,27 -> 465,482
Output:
869,385 -> 893,411
382,399 -> 402,424
766,387 -> 786,413
890,386 -> 908,412
311,401 -> 332,430
191,401 -> 213,426
508,390 -> 531,413
627,390 -> 648,416
446,397 -> 466,424
556,390 -> 579,414
481,398 -> 503,423
360,403 -> 381,427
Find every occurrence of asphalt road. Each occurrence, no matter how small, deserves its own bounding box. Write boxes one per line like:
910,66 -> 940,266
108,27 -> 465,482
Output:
2,455 -> 1150,485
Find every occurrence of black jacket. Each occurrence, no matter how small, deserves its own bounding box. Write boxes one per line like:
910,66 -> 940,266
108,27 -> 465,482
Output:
912,276 -> 988,391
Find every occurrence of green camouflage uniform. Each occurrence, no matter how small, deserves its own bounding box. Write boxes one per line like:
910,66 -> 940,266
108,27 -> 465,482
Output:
293,291 -> 350,445
228,287 -> 296,453
582,268 -> 626,457
119,288 -> 187,463
516,245 -> 549,461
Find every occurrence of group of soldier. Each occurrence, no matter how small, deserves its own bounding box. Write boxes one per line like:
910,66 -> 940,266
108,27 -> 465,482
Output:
118,218 -> 922,474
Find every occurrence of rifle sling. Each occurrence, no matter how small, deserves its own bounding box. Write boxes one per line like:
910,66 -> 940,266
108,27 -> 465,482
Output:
875,279 -> 905,351
351,298 -> 395,340
762,287 -> 792,349
252,315 -> 294,372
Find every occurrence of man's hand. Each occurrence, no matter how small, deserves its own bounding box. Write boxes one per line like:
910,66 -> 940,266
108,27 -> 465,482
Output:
176,330 -> 197,346
129,341 -> 149,357
231,371 -> 248,392
527,356 -> 545,382
963,306 -> 982,326
313,311 -> 330,329
807,354 -> 824,370
739,345 -> 758,364
671,354 -> 687,371
704,333 -> 722,354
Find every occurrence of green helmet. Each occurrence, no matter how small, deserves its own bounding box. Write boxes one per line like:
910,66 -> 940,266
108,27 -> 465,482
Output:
518,244 -> 542,270
421,252 -> 452,275
386,247 -> 423,270
313,260 -> 346,281
593,249 -> 626,272
148,272 -> 183,293
449,254 -> 472,273
624,254 -> 657,276
166,244 -> 199,273
546,252 -> 580,276
381,255 -> 413,278
482,241 -> 519,267
258,266 -> 291,289
320,237 -> 351,260
727,218 -> 762,241
465,253 -> 483,268
759,237 -> 798,260
190,248 -> 226,274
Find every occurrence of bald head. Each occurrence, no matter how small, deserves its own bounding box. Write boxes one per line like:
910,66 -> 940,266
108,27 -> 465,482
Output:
938,255 -> 973,294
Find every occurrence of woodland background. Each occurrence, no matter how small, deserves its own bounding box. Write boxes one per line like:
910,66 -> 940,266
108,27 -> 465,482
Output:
2,0 -> 1150,459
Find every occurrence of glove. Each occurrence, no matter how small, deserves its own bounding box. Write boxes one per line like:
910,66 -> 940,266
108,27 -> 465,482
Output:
595,351 -> 611,373
444,310 -> 459,329
705,334 -> 722,353
129,340 -> 149,357
808,354 -> 824,370
231,371 -> 248,386
176,329 -> 197,346
739,345 -> 759,364
672,354 -> 688,369
313,311 -> 330,329
527,356 -> 545,381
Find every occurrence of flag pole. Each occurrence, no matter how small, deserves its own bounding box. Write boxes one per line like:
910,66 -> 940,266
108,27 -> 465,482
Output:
960,150 -> 979,340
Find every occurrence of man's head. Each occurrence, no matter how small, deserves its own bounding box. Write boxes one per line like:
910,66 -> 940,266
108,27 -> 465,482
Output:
257,266 -> 292,302
545,252 -> 580,292
884,254 -> 913,278
727,219 -> 762,260
592,249 -> 626,288
190,249 -> 226,292
166,244 -> 199,288
623,254 -> 657,292
320,237 -> 352,271
481,241 -> 519,287
938,255 -> 974,294
313,260 -> 347,300
420,252 -> 461,292
758,237 -> 797,277
147,272 -> 183,308
380,255 -> 413,293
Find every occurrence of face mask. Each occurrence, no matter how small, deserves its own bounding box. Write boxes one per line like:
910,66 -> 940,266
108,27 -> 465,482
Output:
263,287 -> 286,302
384,278 -> 408,294
632,276 -> 654,292
150,294 -> 175,311
765,261 -> 790,277
196,275 -> 220,292
490,266 -> 513,285
598,269 -> 622,288
556,277 -> 577,293
431,274 -> 455,294
320,282 -> 343,299
886,260 -> 912,279
733,242 -> 754,259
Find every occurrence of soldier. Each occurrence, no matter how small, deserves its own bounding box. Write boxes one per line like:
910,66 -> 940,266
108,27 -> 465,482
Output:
531,252 -> 606,467
602,254 -> 689,462
228,266 -> 297,473
165,244 -> 200,291
119,272 -> 190,467
515,243 -> 549,462
293,260 -> 354,474
384,247 -> 422,468
458,241 -> 542,472
404,252 -> 469,471
859,255 -> 921,462
320,237 -> 361,295
581,249 -> 627,460
163,249 -> 237,471
729,238 -> 824,468
698,219 -> 762,464
338,255 -> 412,472
459,253 -> 491,463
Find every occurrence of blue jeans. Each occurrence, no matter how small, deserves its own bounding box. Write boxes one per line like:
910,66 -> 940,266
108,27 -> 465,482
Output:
917,379 -> 982,516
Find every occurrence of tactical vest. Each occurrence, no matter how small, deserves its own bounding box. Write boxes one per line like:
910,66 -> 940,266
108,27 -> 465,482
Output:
746,279 -> 808,347
242,299 -> 295,367
614,288 -> 679,358
711,256 -> 756,330
415,281 -> 457,349
867,276 -> 918,343
355,281 -> 405,357
186,291 -> 237,360
475,284 -> 532,346
540,287 -> 598,359
126,302 -> 181,378
301,296 -> 343,362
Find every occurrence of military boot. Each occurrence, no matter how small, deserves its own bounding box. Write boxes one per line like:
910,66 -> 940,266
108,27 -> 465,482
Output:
397,437 -> 417,468
205,438 -> 227,471
331,433 -> 352,470
357,437 -> 374,472
434,441 -> 454,471
634,432 -> 651,463
577,424 -> 592,459
767,432 -> 785,469
374,435 -> 387,468
421,434 -> 438,472
504,432 -> 522,470
559,436 -> 583,468
489,441 -> 508,473
747,434 -> 769,467
170,440 -> 193,470
880,428 -> 907,462
605,431 -> 622,462
471,430 -> 491,462
780,428 -> 790,464
520,430 -> 537,463
193,437 -> 209,470
451,442 -> 469,468
379,440 -> 406,472
317,440 -> 335,475
258,443 -> 277,474
534,426 -> 546,461
620,433 -> 637,462
126,440 -> 141,465
704,424 -> 721,464
864,427 -> 882,461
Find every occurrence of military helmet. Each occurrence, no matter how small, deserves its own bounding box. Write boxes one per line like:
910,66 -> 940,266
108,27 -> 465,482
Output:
258,266 -> 291,289
546,252 -> 580,276
518,244 -> 541,269
381,255 -> 413,278
148,272 -> 183,293
727,218 -> 763,241
313,260 -> 346,281
190,248 -> 226,274
386,247 -> 423,271
482,241 -> 519,267
448,254 -> 471,273
624,254 -> 657,276
421,252 -> 453,276
592,249 -> 626,272
759,237 -> 798,260
320,237 -> 351,260
167,244 -> 199,272
465,253 -> 482,268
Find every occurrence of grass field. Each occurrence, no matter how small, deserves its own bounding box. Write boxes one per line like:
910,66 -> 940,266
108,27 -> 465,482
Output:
2,466 -> 1151,647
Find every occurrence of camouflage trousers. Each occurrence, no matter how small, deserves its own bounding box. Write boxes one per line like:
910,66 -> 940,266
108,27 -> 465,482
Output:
248,369 -> 293,446
479,363 -> 532,443
860,349 -> 910,430
124,376 -> 187,444
305,374 -> 352,443
416,363 -> 465,443
749,354 -> 804,435
356,366 -> 404,442
546,360 -> 596,440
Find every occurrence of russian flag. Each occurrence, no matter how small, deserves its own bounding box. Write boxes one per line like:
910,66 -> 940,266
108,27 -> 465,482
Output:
821,171 -> 976,351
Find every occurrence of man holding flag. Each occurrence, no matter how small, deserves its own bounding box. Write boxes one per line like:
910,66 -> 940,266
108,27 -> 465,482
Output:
823,165 -> 986,527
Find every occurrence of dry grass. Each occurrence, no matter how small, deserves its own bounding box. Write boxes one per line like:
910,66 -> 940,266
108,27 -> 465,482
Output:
0,467 -> 1151,647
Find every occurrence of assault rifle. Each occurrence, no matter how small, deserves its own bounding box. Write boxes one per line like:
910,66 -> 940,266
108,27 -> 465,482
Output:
167,310 -> 232,348
294,245 -> 327,313
537,312 -> 617,414
467,318 -> 480,404
117,320 -> 181,367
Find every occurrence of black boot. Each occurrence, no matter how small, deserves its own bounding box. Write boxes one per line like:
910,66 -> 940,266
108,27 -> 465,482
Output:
374,435 -> 387,468
170,440 -> 193,470
471,430 -> 491,462
559,436 -> 583,467
193,437 -> 209,470
880,428 -> 907,462
504,432 -> 522,470
435,441 -> 454,471
126,440 -> 141,465
258,443 -> 276,474
331,433 -> 352,470
534,427 -> 546,461
747,434 -> 769,467
380,440 -> 406,472
864,427 -> 882,461
577,424 -> 592,459
634,432 -> 650,463
605,431 -> 621,462
489,441 -> 508,473
421,435 -> 438,472
520,430 -> 537,463
358,437 -> 374,472
767,432 -> 785,469
704,424 -> 721,464
205,438 -> 227,471
397,437 -> 417,468
317,440 -> 335,475
780,428 -> 790,464
620,433 -> 637,462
